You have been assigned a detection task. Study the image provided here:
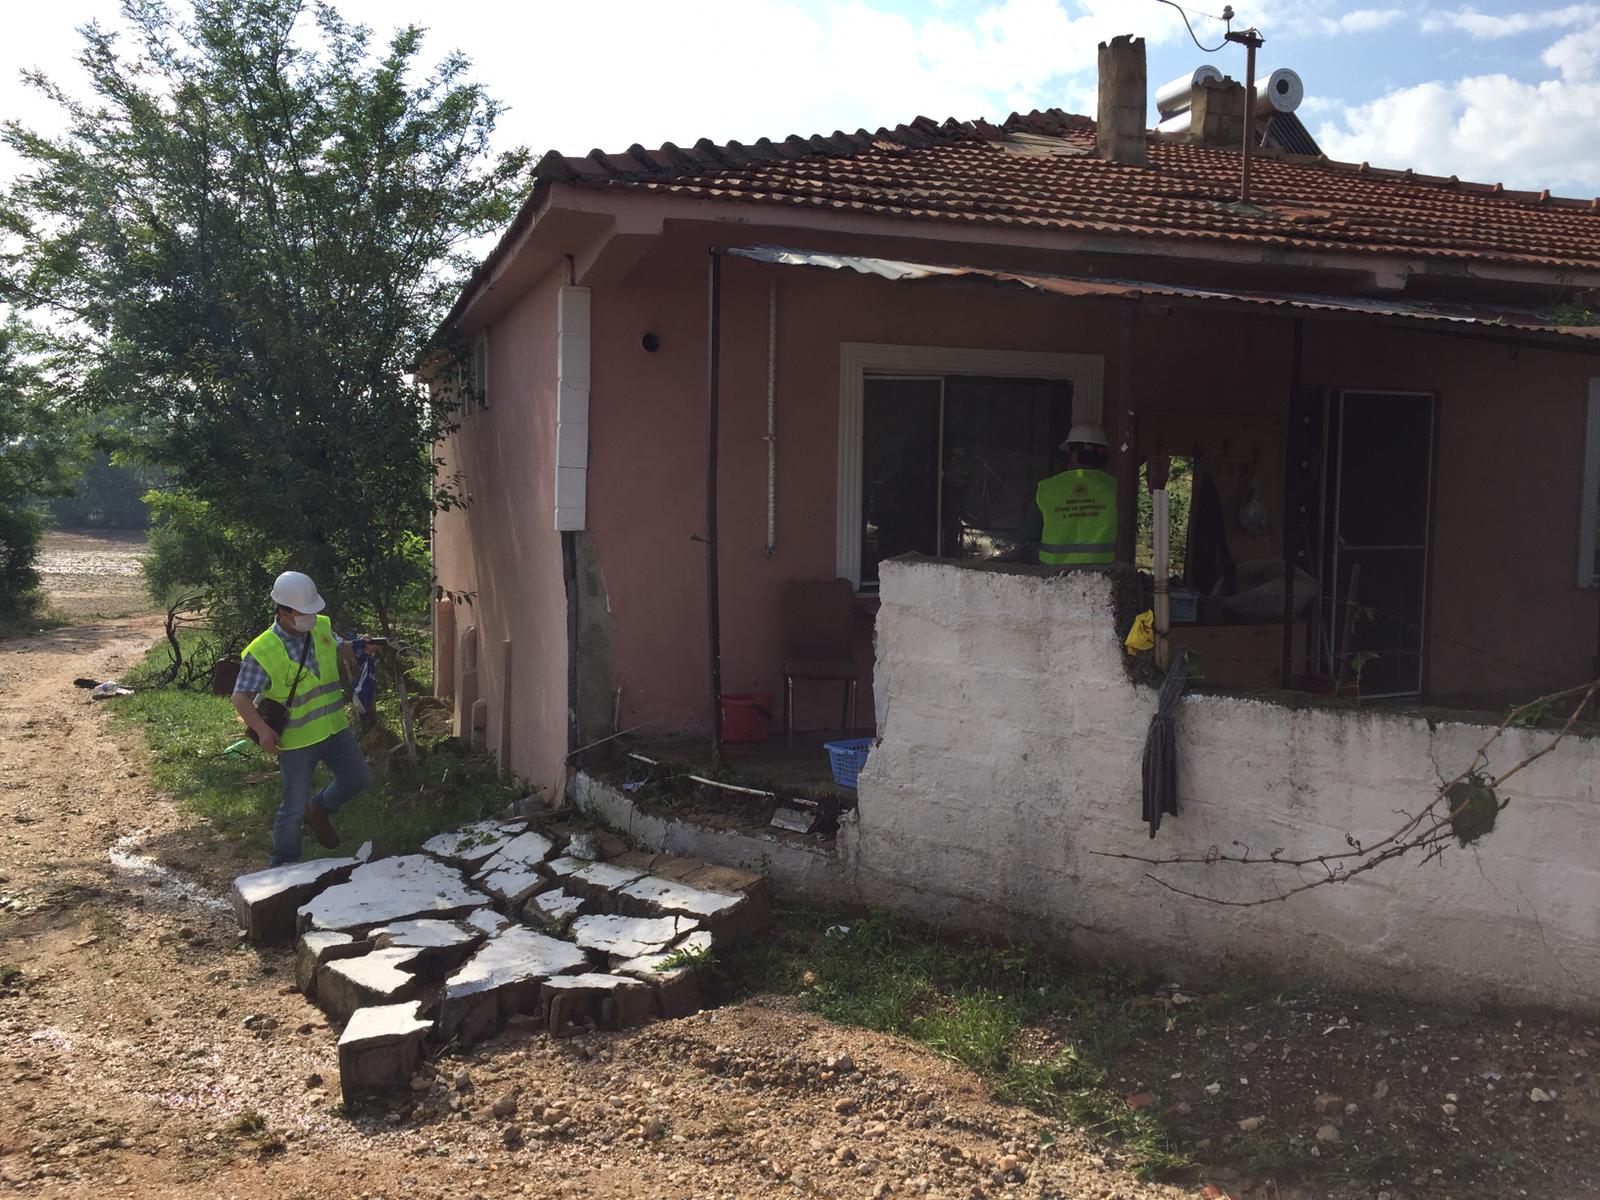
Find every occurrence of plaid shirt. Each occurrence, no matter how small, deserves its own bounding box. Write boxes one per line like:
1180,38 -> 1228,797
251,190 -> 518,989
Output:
233,622 -> 341,695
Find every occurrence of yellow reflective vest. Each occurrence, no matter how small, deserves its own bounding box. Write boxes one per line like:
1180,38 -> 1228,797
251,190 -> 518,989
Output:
243,615 -> 349,750
1036,469 -> 1117,566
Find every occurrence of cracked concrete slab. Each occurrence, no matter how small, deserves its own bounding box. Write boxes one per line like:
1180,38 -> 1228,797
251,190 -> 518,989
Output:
337,1000 -> 433,1103
437,926 -> 592,1045
526,887 -> 588,934
421,819 -> 528,871
616,874 -> 745,925
613,929 -> 713,1019
297,854 -> 490,933
294,930 -> 372,997
569,913 -> 699,960
553,859 -> 648,906
232,857 -> 360,942
368,918 -> 483,976
541,972 -> 652,1033
317,946 -> 427,1023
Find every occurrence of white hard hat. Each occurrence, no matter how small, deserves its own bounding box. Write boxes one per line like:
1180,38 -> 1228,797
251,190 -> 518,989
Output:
1061,422 -> 1109,449
270,570 -> 325,614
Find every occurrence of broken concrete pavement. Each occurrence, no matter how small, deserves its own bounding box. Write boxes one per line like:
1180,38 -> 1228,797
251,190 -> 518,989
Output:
233,822 -> 770,1103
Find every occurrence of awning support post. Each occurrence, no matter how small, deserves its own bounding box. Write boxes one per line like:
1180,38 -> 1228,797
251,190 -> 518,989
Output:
705,251 -> 725,762
1281,317 -> 1304,688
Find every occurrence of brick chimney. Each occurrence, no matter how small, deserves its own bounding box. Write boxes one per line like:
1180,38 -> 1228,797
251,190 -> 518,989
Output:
1188,77 -> 1247,149
1096,35 -> 1147,166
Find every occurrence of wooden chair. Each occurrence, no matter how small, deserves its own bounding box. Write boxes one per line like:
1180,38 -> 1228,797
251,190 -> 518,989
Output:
780,578 -> 860,747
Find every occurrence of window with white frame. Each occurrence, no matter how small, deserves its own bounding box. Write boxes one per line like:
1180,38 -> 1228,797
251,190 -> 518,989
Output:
836,344 -> 1105,589
472,330 -> 490,409
1581,378 -> 1600,587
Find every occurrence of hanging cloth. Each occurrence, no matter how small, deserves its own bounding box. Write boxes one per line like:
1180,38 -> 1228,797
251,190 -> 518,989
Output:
1186,470 -> 1236,596
1141,656 -> 1188,838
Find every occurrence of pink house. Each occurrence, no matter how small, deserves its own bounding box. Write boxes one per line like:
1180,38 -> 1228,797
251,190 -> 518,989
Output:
432,40 -> 1600,810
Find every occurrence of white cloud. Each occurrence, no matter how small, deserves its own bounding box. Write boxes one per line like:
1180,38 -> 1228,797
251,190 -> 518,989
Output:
1320,8 -> 1405,34
1544,23 -> 1600,79
342,0 -> 1183,153
1314,72 -> 1600,195
1420,4 -> 1600,38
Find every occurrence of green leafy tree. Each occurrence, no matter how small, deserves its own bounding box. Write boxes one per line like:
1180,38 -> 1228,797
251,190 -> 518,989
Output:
1,0 -> 527,652
0,318 -> 81,625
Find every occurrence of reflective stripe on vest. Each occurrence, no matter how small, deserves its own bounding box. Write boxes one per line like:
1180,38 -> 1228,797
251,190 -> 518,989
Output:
1036,469 -> 1118,566
243,615 -> 349,750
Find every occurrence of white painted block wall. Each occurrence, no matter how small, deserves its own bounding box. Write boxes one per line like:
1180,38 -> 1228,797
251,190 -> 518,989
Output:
844,559 -> 1600,1011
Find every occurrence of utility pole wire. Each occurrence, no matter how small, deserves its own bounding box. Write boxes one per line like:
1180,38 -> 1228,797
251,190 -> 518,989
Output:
1091,676 -> 1600,906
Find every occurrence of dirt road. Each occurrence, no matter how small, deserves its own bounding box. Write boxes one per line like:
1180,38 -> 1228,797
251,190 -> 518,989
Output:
0,598 -> 1186,1197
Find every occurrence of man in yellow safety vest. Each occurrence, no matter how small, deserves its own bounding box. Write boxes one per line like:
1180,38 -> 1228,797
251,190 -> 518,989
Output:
231,570 -> 372,865
1034,422 -> 1117,566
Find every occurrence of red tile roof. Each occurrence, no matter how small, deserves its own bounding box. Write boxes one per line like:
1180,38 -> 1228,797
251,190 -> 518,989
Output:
534,109 -> 1600,273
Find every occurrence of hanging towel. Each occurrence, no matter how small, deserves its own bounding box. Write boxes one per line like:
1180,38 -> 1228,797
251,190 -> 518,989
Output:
1141,656 -> 1188,838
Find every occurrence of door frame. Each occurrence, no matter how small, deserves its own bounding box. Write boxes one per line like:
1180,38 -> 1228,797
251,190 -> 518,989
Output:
1323,387 -> 1438,700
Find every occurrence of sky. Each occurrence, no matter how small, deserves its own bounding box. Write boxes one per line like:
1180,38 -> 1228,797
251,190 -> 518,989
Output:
1,0 -> 1599,198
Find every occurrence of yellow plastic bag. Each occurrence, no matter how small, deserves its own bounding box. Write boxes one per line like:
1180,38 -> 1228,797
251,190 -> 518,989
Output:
1124,610 -> 1155,656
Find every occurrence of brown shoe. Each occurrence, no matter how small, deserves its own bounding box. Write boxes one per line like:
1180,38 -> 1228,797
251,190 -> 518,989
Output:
304,803 -> 340,850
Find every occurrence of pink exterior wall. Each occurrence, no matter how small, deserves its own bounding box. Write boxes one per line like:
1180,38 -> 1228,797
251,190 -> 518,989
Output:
586,234 -> 1313,735
1300,323 -> 1597,700
433,267 -> 571,794
436,217 -> 1600,775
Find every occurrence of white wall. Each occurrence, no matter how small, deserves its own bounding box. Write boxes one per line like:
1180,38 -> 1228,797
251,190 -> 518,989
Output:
841,559 -> 1600,1011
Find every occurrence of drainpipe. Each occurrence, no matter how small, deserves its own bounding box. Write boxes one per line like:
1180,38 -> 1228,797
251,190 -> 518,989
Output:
766,274 -> 778,558
705,250 -> 725,761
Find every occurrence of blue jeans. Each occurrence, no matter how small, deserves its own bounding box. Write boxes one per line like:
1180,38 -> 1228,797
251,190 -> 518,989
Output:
270,726 -> 373,865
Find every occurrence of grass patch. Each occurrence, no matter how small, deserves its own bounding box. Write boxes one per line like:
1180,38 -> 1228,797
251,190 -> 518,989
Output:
0,964 -> 22,987
720,907 -> 1187,1179
109,634 -> 523,864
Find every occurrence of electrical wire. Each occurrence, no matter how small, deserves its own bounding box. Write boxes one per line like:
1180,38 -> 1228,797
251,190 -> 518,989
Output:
1152,0 -> 1232,53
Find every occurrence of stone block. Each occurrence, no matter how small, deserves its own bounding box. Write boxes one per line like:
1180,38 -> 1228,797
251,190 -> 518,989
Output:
525,887 -> 588,934
606,850 -> 662,873
613,946 -> 707,1020
294,930 -> 372,997
680,865 -> 774,937
540,973 -> 653,1034
437,926 -> 592,1045
569,913 -> 699,961
317,947 -> 426,1023
558,860 -> 648,907
472,859 -> 552,911
615,875 -> 748,939
467,908 -> 514,936
367,919 -> 483,977
232,857 -> 360,943
337,1000 -> 433,1104
477,829 -> 556,872
297,854 -> 491,933
420,819 -> 527,871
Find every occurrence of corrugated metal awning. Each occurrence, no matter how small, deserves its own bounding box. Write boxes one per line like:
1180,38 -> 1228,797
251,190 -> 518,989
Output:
724,244 -> 1600,352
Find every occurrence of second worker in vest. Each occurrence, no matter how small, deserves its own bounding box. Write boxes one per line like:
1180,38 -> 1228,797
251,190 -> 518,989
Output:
231,570 -> 374,866
1033,422 -> 1117,566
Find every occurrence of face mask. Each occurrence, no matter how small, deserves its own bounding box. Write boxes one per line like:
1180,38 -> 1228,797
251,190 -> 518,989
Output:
287,613 -> 316,634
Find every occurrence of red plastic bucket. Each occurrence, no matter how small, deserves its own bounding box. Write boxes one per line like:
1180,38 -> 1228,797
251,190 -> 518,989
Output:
720,693 -> 774,743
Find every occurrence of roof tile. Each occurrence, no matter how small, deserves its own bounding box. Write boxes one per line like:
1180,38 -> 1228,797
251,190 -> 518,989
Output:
527,107 -> 1600,271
